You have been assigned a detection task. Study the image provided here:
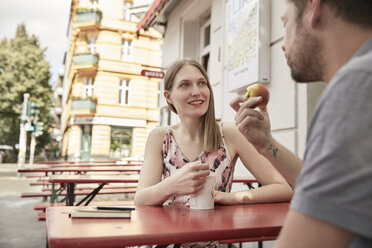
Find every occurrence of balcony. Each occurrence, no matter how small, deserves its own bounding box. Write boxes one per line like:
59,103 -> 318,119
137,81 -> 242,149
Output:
75,8 -> 102,23
72,53 -> 98,74
74,9 -> 102,30
73,53 -> 98,65
71,98 -> 96,115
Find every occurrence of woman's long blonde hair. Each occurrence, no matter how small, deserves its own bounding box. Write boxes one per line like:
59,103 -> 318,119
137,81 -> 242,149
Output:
164,58 -> 222,152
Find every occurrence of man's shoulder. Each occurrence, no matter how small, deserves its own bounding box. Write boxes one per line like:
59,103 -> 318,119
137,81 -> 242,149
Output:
339,38 -> 372,74
322,40 -> 372,104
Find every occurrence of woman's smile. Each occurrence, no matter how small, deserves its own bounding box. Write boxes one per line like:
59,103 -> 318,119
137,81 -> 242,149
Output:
188,99 -> 205,106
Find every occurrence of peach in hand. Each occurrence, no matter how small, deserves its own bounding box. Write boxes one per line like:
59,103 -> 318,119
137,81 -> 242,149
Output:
245,83 -> 270,108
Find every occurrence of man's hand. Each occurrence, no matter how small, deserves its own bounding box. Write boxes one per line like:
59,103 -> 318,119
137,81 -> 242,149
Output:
230,95 -> 272,154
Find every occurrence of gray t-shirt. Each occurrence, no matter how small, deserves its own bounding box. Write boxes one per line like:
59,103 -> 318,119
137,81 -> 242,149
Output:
291,38 -> 372,247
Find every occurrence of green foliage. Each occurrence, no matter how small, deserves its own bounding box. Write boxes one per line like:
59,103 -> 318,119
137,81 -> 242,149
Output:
0,24 -> 53,162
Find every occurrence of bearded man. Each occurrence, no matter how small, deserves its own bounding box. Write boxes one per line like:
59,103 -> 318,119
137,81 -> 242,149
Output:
230,0 -> 372,247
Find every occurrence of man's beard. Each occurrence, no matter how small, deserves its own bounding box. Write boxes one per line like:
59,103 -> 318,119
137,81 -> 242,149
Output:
286,27 -> 325,83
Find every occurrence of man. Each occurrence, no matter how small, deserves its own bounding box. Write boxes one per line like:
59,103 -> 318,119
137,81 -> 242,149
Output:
230,0 -> 372,247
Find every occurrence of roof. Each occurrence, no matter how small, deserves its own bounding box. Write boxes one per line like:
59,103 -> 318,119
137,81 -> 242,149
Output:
136,0 -> 182,36
136,0 -> 166,35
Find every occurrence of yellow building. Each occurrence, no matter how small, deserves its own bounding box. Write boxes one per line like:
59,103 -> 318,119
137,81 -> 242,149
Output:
62,0 -> 162,160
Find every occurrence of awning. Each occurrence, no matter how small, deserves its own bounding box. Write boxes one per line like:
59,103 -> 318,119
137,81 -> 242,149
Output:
136,0 -> 167,35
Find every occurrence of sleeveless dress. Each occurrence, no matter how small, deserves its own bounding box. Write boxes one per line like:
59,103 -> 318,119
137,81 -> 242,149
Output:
160,125 -> 235,248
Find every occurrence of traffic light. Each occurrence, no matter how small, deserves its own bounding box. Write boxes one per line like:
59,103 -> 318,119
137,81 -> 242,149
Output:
27,101 -> 40,120
34,122 -> 44,137
29,124 -> 35,132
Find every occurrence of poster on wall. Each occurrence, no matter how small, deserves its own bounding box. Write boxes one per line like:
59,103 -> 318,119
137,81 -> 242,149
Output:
227,0 -> 270,92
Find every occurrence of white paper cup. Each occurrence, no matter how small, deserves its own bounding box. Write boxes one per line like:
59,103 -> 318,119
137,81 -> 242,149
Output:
190,174 -> 216,210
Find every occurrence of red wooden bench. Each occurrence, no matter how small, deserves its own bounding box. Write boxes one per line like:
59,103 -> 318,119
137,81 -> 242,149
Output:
34,200 -> 134,211
35,200 -> 134,221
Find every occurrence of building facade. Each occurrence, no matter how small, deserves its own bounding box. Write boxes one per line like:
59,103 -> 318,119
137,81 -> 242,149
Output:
48,65 -> 65,160
137,0 -> 326,189
62,0 -> 162,160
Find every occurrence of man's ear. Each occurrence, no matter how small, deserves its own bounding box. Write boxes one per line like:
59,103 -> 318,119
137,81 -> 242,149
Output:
309,0 -> 322,29
164,90 -> 172,104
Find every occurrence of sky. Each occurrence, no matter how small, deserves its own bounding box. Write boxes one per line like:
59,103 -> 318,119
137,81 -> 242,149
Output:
0,0 -> 72,88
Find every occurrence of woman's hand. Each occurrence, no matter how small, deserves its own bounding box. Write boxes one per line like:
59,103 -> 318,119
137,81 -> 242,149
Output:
230,95 -> 272,154
213,190 -> 240,205
169,161 -> 210,196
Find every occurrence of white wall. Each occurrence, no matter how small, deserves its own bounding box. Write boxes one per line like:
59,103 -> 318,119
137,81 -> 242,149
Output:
156,1 -> 327,246
159,0 -> 326,196
160,0 -> 313,150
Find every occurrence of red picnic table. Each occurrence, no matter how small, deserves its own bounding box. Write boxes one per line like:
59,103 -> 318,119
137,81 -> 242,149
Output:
48,174 -> 257,206
18,166 -> 142,176
48,162 -> 142,168
37,160 -> 118,164
48,174 -> 140,206
46,202 -> 289,248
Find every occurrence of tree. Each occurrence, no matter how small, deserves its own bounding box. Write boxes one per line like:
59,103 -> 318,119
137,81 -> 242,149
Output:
0,24 -> 53,162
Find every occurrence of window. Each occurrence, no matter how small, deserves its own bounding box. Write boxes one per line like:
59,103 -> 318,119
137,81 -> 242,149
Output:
157,82 -> 161,107
84,78 -> 94,97
123,1 -> 133,21
160,106 -> 171,126
80,125 -> 92,160
200,20 -> 211,73
110,127 -> 132,158
119,79 -> 130,105
88,38 -> 96,54
202,53 -> 210,74
204,24 -> 211,47
90,0 -> 99,10
121,39 -> 133,61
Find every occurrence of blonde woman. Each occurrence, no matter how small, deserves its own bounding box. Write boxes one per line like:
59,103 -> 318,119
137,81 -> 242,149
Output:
134,58 -> 292,245
134,58 -> 291,247
134,58 -> 292,210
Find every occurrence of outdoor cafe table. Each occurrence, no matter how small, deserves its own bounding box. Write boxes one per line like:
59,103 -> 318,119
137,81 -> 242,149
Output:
38,159 -> 143,165
48,174 -> 140,206
48,174 -> 258,206
38,160 -> 118,164
18,166 -> 142,176
48,163 -> 142,168
46,202 -> 289,248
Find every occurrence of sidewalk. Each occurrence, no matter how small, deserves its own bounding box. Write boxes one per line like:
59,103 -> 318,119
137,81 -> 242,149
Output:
0,163 -> 45,248
0,163 -> 134,248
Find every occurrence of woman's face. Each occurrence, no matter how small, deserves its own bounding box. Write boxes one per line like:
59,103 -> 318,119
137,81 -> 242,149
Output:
165,64 -> 210,118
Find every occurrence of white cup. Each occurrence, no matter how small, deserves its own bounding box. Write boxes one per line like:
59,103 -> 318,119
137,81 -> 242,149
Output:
190,174 -> 216,210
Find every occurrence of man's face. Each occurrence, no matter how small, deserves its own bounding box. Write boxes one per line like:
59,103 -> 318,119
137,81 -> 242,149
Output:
281,0 -> 325,82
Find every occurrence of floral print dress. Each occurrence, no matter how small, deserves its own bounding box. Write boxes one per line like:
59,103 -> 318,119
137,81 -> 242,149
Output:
162,125 -> 235,206
136,125 -> 236,248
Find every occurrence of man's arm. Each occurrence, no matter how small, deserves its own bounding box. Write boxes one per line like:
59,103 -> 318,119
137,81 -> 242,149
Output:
258,138 -> 302,188
275,210 -> 355,248
230,95 -> 302,187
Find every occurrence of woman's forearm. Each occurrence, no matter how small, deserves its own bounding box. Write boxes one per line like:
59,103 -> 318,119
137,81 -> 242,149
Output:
238,183 -> 293,204
213,182 -> 292,205
134,177 -> 175,206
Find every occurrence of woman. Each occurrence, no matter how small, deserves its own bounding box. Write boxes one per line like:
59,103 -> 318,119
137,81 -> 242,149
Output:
134,58 -> 292,247
134,58 -> 292,208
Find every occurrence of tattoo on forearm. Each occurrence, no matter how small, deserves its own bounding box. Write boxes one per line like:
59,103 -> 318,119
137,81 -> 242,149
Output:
267,144 -> 278,158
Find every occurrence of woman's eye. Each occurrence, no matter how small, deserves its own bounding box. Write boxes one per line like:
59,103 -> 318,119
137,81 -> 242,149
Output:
180,83 -> 189,88
199,81 -> 207,86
